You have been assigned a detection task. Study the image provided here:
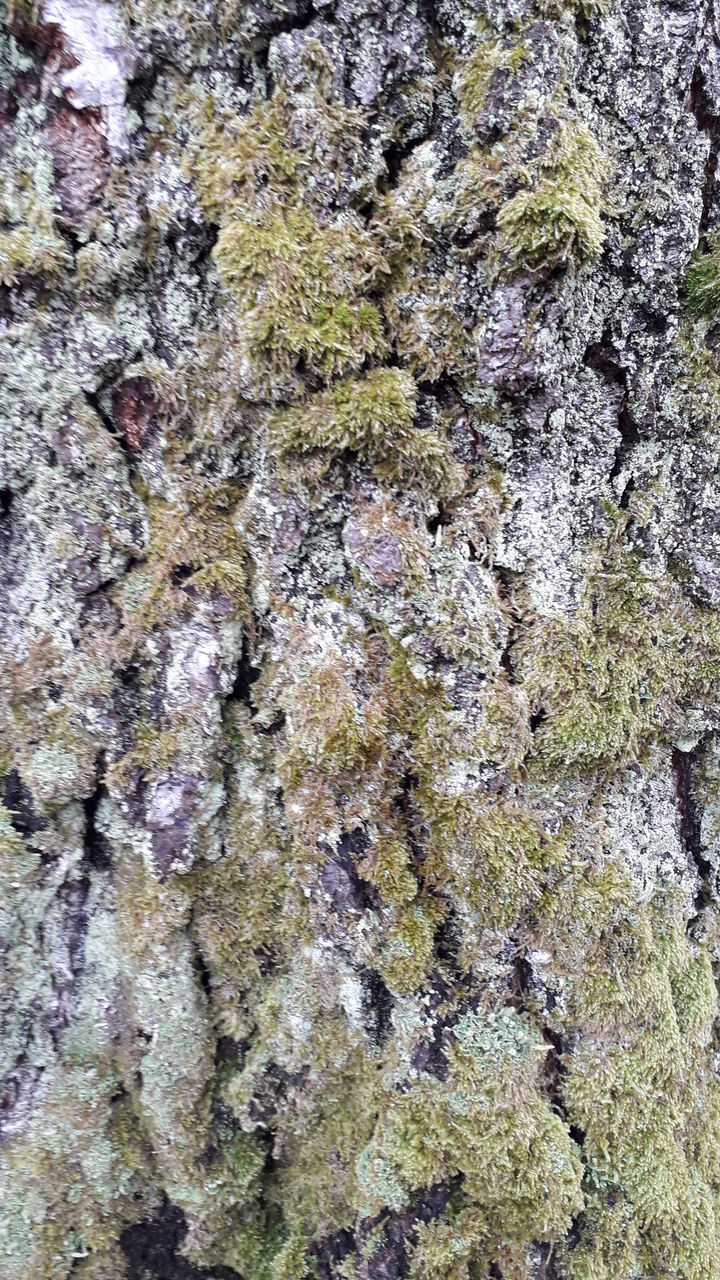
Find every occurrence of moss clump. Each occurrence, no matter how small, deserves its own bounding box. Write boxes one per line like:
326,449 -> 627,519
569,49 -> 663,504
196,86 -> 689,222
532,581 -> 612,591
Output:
214,204 -> 386,383
113,488 -> 247,651
684,232 -> 720,325
454,35 -> 530,122
359,1007 -> 583,1270
281,660 -> 388,784
357,828 -> 418,908
377,897 -> 444,994
372,147 -> 479,383
496,123 -> 607,271
421,794 -> 556,928
189,703 -> 302,1041
0,123 -> 70,287
541,0 -> 608,15
553,892 -> 720,1280
106,724 -> 183,791
523,824 -> 720,1280
192,81 -> 387,387
269,367 -> 460,491
514,540 -> 720,774
0,221 -> 69,287
225,956 -> 382,1243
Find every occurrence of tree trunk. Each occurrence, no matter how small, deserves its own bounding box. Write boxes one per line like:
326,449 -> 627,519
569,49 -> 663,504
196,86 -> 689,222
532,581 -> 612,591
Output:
3,0 -> 720,1276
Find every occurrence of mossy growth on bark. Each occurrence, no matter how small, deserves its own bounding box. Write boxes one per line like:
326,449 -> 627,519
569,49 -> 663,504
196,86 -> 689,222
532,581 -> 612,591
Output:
269,368 -> 460,491
0,110 -> 70,286
514,536 -> 720,773
495,122 -> 607,272
684,232 -> 720,326
359,1007 -> 584,1262
191,77 -> 388,388
5,0 -> 720,1278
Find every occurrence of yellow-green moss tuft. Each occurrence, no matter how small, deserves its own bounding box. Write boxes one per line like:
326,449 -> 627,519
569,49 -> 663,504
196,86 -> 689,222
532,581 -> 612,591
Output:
359,1007 -> 583,1262
496,123 -> 607,271
454,36 -> 530,122
515,540 -> 720,773
269,367 -> 460,491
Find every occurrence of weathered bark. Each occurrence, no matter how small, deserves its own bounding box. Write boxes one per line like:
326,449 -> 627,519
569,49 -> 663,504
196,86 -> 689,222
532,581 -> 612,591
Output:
4,0 -> 720,1276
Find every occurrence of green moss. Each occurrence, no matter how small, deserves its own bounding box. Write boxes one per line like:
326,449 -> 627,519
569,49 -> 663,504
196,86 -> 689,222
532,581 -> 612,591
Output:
0,800 -> 26,861
377,897 -> 444,994
0,1060 -> 152,1280
225,960 -> 383,1245
189,704 -> 303,1040
409,1204 -> 487,1280
514,539 -> 720,774
418,792 -> 557,936
269,367 -> 460,491
659,323 -> 720,437
107,722 -> 193,794
0,223 -> 69,287
0,118 -> 70,287
192,87 -> 301,224
525,836 -> 720,1280
371,152 -> 478,382
114,490 -> 247,651
357,829 -> 418,908
496,123 -> 607,271
214,204 -> 386,382
270,1234 -> 309,1280
455,36 -> 530,122
541,0 -> 608,15
281,660 -> 388,785
271,1047 -> 380,1239
558,907 -> 720,1280
6,0 -> 40,22
192,79 -> 368,223
684,232 -> 720,325
359,1007 -> 583,1265
191,80 -> 387,387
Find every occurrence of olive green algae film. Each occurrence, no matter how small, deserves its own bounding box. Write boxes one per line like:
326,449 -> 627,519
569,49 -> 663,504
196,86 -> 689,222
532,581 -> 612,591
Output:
6,0 -> 720,1277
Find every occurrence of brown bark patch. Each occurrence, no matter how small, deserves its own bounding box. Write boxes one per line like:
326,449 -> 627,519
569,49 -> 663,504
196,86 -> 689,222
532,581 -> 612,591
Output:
111,377 -> 159,450
46,103 -> 109,221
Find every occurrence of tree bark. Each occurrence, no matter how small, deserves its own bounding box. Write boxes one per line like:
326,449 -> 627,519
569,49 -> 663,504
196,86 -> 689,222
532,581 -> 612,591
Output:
3,0 -> 720,1277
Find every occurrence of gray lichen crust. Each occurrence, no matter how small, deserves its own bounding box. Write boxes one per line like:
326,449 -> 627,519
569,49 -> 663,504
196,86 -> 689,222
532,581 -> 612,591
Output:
4,0 -> 720,1277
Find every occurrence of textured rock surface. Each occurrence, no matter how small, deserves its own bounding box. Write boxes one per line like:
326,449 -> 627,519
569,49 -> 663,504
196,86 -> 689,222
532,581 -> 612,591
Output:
6,0 -> 720,1276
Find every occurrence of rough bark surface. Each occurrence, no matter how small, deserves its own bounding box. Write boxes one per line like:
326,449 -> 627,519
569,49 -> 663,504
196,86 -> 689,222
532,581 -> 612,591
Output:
5,0 -> 720,1277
